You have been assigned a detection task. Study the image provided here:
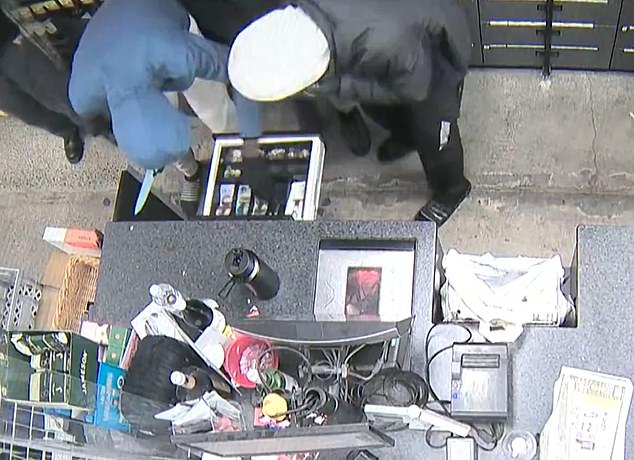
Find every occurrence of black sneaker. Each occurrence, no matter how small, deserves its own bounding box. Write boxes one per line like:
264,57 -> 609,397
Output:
377,138 -> 412,163
63,127 -> 85,164
415,179 -> 472,226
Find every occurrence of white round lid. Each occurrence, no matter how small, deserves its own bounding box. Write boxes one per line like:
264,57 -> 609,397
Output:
170,371 -> 187,386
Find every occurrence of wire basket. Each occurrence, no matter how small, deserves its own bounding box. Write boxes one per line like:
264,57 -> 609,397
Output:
53,256 -> 100,332
0,267 -> 41,331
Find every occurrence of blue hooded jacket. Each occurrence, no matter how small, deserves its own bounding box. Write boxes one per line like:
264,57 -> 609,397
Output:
69,0 -> 261,170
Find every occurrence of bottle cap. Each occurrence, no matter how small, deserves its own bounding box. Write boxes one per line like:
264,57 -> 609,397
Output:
149,284 -> 163,299
170,371 -> 187,387
262,393 -> 288,422
224,248 -> 255,279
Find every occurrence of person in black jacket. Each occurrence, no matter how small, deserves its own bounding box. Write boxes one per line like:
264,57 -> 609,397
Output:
0,13 -> 94,164
227,0 -> 473,226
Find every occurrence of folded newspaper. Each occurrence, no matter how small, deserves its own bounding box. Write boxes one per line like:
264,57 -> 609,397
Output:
441,250 -> 574,342
540,367 -> 633,460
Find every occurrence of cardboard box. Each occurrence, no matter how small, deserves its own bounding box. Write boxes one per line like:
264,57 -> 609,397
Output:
0,331 -> 99,410
202,134 -> 325,220
104,327 -> 129,367
43,227 -> 103,258
92,363 -> 129,432
37,251 -> 70,330
45,364 -> 130,433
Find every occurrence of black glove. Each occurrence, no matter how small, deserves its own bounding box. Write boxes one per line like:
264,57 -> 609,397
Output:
339,106 -> 371,157
241,139 -> 303,203
239,139 -> 273,202
241,156 -> 276,202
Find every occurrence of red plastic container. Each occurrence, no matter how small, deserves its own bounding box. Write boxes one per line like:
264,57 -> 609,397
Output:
224,335 -> 278,388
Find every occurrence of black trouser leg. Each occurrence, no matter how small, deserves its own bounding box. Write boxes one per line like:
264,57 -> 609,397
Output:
408,109 -> 466,195
0,40 -> 82,132
363,104 -> 466,194
0,74 -> 74,137
407,102 -> 470,224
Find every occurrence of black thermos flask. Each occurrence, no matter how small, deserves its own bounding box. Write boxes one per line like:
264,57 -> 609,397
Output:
224,248 -> 280,300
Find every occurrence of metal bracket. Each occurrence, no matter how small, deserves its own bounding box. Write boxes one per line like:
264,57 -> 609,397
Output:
537,0 -> 560,78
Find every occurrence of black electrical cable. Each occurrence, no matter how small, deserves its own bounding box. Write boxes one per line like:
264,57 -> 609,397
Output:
422,323 -> 508,451
475,423 -> 505,451
423,421 -> 504,451
361,369 -> 429,408
256,345 -> 313,393
425,428 -> 452,449
424,323 -> 472,415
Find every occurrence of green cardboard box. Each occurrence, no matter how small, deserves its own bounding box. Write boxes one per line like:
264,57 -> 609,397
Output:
0,331 -> 98,410
104,327 -> 129,367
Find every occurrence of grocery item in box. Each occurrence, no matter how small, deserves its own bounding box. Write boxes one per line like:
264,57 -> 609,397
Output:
235,185 -> 252,216
216,184 -> 235,216
119,332 -> 139,371
0,331 -> 99,410
30,351 -> 68,373
104,327 -> 130,367
94,363 -> 129,432
285,181 -> 306,219
12,332 -> 69,355
203,135 -> 324,220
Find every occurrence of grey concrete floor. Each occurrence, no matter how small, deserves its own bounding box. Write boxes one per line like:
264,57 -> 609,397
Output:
1,69 -> 634,278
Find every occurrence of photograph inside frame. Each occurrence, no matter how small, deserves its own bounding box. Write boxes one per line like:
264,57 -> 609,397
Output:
314,242 -> 416,322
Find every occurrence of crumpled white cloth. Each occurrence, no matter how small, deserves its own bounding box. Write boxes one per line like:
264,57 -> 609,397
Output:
441,249 -> 574,342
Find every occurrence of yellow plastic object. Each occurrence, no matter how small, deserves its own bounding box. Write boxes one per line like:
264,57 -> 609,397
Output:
261,393 -> 288,422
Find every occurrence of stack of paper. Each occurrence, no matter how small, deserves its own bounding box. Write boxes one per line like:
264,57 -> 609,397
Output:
540,367 -> 633,460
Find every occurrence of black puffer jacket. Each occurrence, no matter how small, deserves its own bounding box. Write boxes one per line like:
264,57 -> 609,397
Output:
297,0 -> 471,116
0,12 -> 19,55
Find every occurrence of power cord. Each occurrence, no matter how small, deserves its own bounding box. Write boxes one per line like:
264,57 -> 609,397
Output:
256,345 -> 313,394
361,368 -> 430,407
361,368 -> 430,433
423,323 -> 504,451
425,423 -> 503,450
424,323 -> 472,415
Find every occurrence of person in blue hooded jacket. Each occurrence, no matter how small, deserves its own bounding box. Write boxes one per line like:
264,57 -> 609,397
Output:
68,0 -> 262,215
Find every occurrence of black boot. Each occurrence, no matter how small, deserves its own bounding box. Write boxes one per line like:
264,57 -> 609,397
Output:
339,107 -> 371,157
415,179 -> 471,226
377,138 -> 412,163
63,127 -> 84,164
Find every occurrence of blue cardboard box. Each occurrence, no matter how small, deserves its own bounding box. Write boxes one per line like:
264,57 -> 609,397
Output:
94,363 -> 129,432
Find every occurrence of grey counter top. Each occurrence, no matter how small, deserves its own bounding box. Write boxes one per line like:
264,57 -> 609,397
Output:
93,220 -> 438,359
94,222 -> 634,459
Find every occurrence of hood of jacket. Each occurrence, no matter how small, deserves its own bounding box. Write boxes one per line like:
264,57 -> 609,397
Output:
292,0 -> 471,110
